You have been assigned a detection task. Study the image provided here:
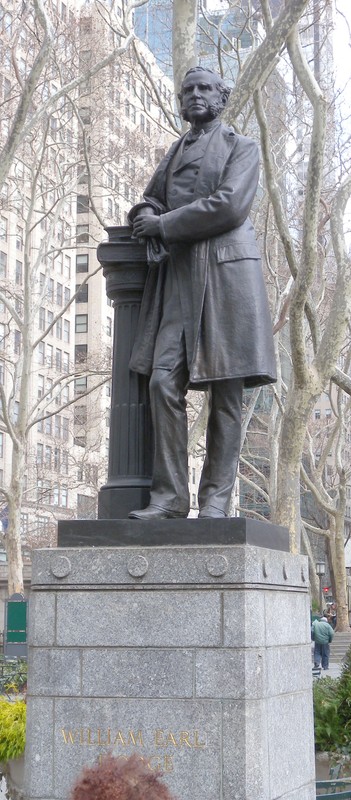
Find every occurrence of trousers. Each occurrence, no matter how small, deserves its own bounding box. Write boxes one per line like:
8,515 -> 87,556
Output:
148,334 -> 243,515
314,642 -> 330,670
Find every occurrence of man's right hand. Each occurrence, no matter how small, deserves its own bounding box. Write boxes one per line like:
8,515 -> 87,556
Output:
133,211 -> 160,239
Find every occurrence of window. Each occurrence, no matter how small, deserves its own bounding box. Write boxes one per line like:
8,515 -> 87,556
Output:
56,348 -> 62,370
56,283 -> 63,305
47,278 -> 54,302
0,251 -> 7,278
75,376 -> 87,395
0,432 -> 3,459
75,314 -> 88,333
76,283 -> 88,303
326,408 -> 332,418
56,318 -> 62,339
76,254 -> 89,273
39,307 -> 46,331
45,445 -> 52,467
74,434 -> 86,448
0,217 -> 7,240
56,252 -> 63,274
45,416 -> 52,436
62,450 -> 69,474
15,260 -> 22,285
62,417 -> 69,441
37,342 -> 45,364
14,330 -> 21,355
52,485 -> 60,506
0,323 -> 6,349
63,319 -> 70,343
64,255 -> 71,279
37,443 -> 44,465
46,343 -> 53,367
74,406 -> 87,425
314,410 -> 321,420
61,486 -> 68,507
63,351 -> 69,373
77,493 -> 96,519
64,287 -> 70,304
54,447 -> 60,471
38,374 -> 45,398
55,415 -> 61,438
15,224 -> 23,249
80,107 -> 90,124
76,224 -> 89,243
13,401 -> 19,423
37,516 -> 49,533
77,195 -> 89,214
106,317 -> 112,336
75,344 -> 87,363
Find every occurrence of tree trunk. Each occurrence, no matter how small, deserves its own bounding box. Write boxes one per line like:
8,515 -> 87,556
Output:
330,514 -> 349,631
6,443 -> 25,595
275,385 -> 316,552
172,0 -> 198,104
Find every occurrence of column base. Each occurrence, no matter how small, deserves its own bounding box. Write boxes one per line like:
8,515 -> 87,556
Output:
97,484 -> 151,519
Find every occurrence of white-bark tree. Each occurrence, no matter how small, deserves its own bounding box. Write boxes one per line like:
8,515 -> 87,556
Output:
0,0 -> 150,594
171,0 -> 351,628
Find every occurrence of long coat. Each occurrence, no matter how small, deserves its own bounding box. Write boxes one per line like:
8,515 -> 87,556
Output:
129,123 -> 277,388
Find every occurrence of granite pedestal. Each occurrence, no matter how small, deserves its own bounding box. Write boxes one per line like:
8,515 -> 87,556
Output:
24,520 -> 315,800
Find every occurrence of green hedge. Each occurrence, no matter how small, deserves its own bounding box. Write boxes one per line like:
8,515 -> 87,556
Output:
0,698 -> 26,762
314,646 -> 351,757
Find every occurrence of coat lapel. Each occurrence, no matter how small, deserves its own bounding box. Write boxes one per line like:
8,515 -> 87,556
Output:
194,126 -> 235,198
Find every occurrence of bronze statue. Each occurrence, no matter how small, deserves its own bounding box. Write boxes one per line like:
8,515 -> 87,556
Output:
127,67 -> 276,520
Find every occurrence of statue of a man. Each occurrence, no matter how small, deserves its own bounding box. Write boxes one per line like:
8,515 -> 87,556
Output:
127,66 -> 276,520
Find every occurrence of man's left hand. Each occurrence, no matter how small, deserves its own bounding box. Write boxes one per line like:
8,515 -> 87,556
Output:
133,215 -> 161,238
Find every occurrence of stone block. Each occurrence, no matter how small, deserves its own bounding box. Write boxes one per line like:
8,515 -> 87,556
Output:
56,590 -> 221,648
265,644 -> 312,696
24,697 -> 54,798
53,697 -> 221,800
27,592 -> 56,647
223,589 -> 266,648
195,648 -> 265,700
28,649 -> 81,696
266,693 -> 315,797
222,699 -> 270,800
82,648 -> 194,698
265,591 -> 310,646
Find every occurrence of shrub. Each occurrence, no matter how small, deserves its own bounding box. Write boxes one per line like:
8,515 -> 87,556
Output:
0,698 -> 26,762
313,676 -> 342,751
313,645 -> 351,757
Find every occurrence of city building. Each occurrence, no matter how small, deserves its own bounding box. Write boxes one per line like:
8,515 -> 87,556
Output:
0,0 -> 174,613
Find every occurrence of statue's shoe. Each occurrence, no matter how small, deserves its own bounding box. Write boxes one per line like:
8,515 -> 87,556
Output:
198,507 -> 227,518
128,505 -> 188,520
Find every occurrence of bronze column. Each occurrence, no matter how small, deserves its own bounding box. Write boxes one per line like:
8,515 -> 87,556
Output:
97,226 -> 152,518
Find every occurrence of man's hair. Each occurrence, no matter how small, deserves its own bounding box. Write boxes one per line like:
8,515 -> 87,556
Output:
178,66 -> 231,105
70,754 -> 176,800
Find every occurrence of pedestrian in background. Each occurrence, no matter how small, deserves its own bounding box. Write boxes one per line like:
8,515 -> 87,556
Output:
70,753 -> 176,800
312,615 -> 334,670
